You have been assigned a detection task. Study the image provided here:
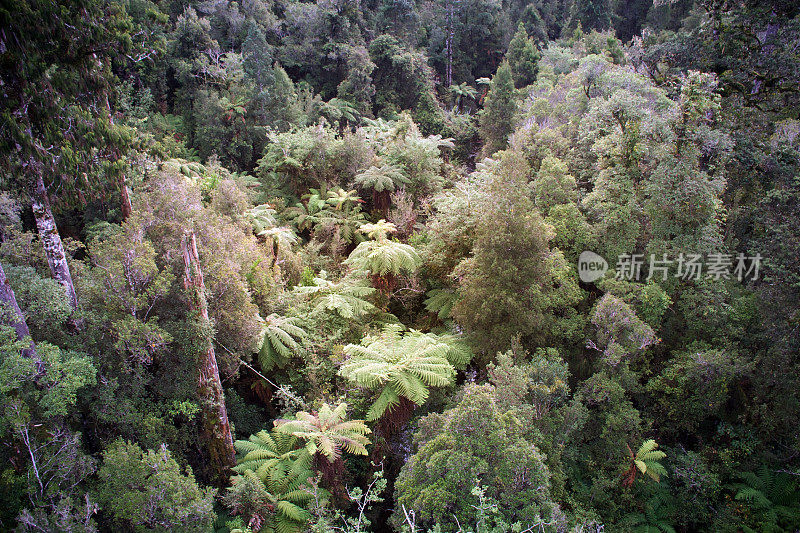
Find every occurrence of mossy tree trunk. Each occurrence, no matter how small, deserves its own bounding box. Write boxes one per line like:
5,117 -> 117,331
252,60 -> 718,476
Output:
0,260 -> 38,363
29,172 -> 79,312
182,230 -> 236,485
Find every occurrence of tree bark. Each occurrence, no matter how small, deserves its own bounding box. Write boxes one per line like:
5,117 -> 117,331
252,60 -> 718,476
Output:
0,260 -> 38,362
30,172 -> 79,312
120,175 -> 133,220
181,230 -> 236,484
445,0 -> 454,88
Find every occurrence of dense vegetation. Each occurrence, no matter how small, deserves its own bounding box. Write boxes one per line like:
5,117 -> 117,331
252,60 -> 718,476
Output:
1,0 -> 799,531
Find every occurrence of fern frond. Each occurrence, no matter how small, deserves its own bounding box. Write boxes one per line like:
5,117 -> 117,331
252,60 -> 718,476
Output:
340,324 -> 461,421
424,289 -> 459,320
259,315 -> 307,370
366,387 -> 401,421
274,402 -> 371,462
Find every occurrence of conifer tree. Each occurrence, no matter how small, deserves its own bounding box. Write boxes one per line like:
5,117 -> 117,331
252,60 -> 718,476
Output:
452,153 -> 583,357
1,0 -> 138,316
569,0 -> 612,32
243,21 -> 275,90
478,61 -> 518,156
505,23 -> 540,88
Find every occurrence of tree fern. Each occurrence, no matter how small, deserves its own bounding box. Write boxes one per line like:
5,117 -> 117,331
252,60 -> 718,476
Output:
326,187 -> 363,212
232,429 -> 309,481
339,324 -> 461,421
623,439 -> 667,486
275,402 -> 371,463
246,204 -> 298,253
162,157 -> 208,179
344,220 -> 421,277
733,464 -> 800,531
625,492 -> 677,533
635,440 -> 668,481
284,192 -> 328,233
230,429 -> 316,533
410,330 -> 474,369
258,226 -> 299,250
354,164 -> 409,193
259,314 -> 307,371
283,186 -> 366,244
449,83 -> 479,112
293,270 -> 377,319
247,204 -> 280,233
424,288 -> 459,320
320,98 -> 360,125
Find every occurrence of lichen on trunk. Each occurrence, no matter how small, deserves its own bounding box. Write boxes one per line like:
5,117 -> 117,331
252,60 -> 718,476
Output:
181,230 -> 236,485
0,260 -> 39,364
29,172 -> 79,312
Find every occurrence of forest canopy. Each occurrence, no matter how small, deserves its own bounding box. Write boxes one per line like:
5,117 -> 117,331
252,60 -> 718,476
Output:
1,0 -> 800,531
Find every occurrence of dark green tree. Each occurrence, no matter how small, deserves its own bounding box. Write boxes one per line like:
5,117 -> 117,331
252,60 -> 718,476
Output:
505,23 -> 541,88
94,440 -> 216,532
393,384 -> 559,529
569,0 -> 612,32
478,61 -> 518,156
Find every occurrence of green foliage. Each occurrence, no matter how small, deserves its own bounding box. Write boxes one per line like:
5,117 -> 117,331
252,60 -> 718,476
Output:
623,492 -> 677,533
94,440 -> 216,532
354,164 -> 409,193
0,332 -> 96,425
308,466 -> 387,533
294,271 -> 377,319
623,440 -> 667,487
448,83 -> 478,112
232,429 -> 310,483
368,35 -> 440,122
394,384 -> 558,529
227,429 -> 315,533
488,347 -> 570,419
505,23 -> 540,88
340,324 -> 467,421
423,288 -> 458,321
0,0 -> 137,206
85,221 -> 174,367
731,465 -> 800,532
4,265 -> 72,340
275,402 -> 371,462
451,152 -> 584,356
590,294 -> 658,367
344,221 -> 422,277
646,347 -> 749,433
3,2 -> 800,531
478,61 -> 518,156
258,315 -> 307,371
569,0 -> 612,32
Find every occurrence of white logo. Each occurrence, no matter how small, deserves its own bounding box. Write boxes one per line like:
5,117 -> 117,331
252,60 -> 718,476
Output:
578,251 -> 608,283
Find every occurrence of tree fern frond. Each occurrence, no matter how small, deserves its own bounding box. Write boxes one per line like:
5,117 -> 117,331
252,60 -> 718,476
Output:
354,164 -> 409,193
424,288 -> 459,320
366,388 -> 401,421
340,324 -> 461,421
274,402 -> 371,463
259,315 -> 307,370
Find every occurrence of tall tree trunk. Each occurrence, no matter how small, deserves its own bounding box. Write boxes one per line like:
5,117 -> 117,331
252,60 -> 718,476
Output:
0,260 -> 38,363
181,230 -> 236,484
29,172 -> 79,312
104,94 -> 133,221
119,175 -> 133,220
445,0 -> 454,88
